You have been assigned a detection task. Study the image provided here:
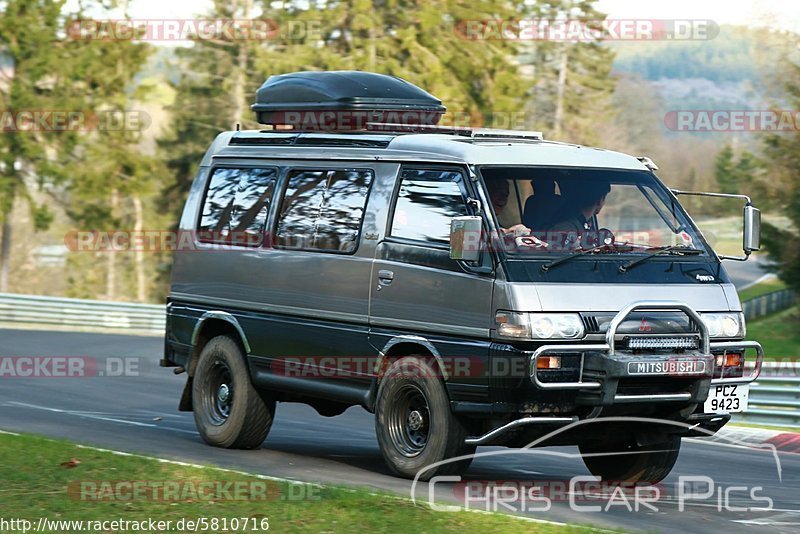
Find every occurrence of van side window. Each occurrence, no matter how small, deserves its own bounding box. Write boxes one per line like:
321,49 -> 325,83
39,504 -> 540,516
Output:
198,167 -> 277,246
276,169 -> 373,253
390,168 -> 468,244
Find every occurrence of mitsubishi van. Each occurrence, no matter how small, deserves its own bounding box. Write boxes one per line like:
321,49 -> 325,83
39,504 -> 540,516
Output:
162,71 -> 764,482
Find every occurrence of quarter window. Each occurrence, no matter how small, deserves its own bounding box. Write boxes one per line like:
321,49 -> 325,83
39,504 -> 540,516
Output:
390,168 -> 469,244
198,167 -> 277,246
276,169 -> 373,253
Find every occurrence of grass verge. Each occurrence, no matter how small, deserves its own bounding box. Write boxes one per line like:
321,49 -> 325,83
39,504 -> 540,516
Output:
0,431 -> 590,533
737,277 -> 787,302
745,306 -> 800,360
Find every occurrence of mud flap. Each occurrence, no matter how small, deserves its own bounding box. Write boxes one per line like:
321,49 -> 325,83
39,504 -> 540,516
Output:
178,376 -> 193,412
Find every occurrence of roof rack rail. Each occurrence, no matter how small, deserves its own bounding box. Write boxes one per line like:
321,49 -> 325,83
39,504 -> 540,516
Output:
229,131 -> 395,149
365,122 -> 544,140
471,128 -> 543,140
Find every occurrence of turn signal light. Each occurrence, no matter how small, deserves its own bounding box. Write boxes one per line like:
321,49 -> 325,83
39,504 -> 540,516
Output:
716,352 -> 743,368
536,356 -> 562,370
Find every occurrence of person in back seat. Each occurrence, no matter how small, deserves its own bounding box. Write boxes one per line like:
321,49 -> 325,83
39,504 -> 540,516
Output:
522,178 -> 559,231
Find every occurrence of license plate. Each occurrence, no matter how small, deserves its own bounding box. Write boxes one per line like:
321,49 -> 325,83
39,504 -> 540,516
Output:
704,383 -> 749,413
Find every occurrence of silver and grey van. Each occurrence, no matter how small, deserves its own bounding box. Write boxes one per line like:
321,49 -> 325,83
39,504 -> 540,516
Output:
163,71 -> 764,483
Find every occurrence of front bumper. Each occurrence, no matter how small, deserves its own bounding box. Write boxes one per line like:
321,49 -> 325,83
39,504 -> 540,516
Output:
528,300 -> 764,405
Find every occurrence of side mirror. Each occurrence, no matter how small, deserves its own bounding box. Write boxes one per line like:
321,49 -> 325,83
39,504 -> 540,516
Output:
744,204 -> 761,253
671,189 -> 762,261
450,216 -> 483,262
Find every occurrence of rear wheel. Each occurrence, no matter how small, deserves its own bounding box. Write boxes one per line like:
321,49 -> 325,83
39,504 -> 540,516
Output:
375,356 -> 475,481
579,435 -> 681,484
192,335 -> 275,449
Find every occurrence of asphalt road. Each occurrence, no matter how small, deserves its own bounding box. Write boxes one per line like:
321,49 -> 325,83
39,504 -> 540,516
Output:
0,329 -> 798,533
725,255 -> 771,289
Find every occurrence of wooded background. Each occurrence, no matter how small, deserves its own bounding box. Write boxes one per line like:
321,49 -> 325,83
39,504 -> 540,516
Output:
1,0 -> 798,302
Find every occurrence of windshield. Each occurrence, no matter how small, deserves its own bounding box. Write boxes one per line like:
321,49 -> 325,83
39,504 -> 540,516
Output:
480,166 -> 711,258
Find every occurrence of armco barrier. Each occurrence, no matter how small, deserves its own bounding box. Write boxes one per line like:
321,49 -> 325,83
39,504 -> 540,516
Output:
742,288 -> 797,321
734,362 -> 800,429
0,292 -> 165,334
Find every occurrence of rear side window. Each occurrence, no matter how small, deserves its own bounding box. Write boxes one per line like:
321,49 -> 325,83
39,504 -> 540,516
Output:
276,169 -> 373,253
198,167 -> 277,246
390,168 -> 469,244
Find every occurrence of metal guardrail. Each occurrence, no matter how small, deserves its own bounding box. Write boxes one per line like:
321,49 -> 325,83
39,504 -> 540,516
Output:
742,289 -> 797,321
733,362 -> 800,429
0,292 -> 165,334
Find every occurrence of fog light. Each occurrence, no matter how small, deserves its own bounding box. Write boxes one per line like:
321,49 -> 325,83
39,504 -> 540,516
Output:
536,356 -> 562,370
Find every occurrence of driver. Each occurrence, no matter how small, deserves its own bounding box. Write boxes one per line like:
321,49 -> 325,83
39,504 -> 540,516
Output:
549,181 -> 611,248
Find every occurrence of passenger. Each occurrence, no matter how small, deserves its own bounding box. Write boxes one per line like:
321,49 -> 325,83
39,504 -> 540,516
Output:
485,179 -> 530,236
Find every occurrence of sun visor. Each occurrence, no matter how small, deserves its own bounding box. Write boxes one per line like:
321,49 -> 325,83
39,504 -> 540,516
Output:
251,70 -> 446,131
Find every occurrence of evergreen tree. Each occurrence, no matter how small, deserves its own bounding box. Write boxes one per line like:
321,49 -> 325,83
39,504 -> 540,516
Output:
760,39 -> 800,294
59,13 -> 155,301
265,0 -> 526,126
0,0 -> 83,291
524,0 -> 616,144
714,143 -> 758,196
0,0 -> 157,298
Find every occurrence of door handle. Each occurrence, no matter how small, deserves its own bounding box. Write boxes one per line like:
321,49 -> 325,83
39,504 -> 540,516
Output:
377,269 -> 394,287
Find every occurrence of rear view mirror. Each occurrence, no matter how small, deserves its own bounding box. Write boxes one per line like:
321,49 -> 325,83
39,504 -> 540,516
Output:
450,216 -> 482,261
744,204 -> 761,253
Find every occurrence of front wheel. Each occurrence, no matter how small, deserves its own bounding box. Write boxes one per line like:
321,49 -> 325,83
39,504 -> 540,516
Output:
192,335 -> 275,449
579,435 -> 681,485
375,356 -> 475,481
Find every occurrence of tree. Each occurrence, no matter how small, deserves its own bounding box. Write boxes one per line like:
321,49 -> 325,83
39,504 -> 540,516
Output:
0,0 -> 83,291
759,34 -> 800,294
266,0 -> 527,126
58,13 -> 155,301
523,0 -> 616,144
714,143 -> 758,196
0,0 -> 154,296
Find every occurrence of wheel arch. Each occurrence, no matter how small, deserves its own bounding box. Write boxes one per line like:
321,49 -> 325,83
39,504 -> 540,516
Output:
179,312 -> 251,411
365,335 -> 450,412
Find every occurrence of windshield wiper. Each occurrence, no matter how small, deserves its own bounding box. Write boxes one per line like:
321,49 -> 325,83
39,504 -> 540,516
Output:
541,244 -> 619,272
618,245 -> 703,273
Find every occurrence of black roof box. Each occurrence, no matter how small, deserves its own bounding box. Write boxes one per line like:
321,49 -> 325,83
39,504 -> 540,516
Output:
251,70 -> 446,131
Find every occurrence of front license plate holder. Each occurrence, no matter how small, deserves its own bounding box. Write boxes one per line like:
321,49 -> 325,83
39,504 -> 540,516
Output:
704,383 -> 749,413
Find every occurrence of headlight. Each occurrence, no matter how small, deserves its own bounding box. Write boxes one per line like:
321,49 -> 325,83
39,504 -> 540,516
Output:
701,313 -> 744,338
495,312 -> 584,340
